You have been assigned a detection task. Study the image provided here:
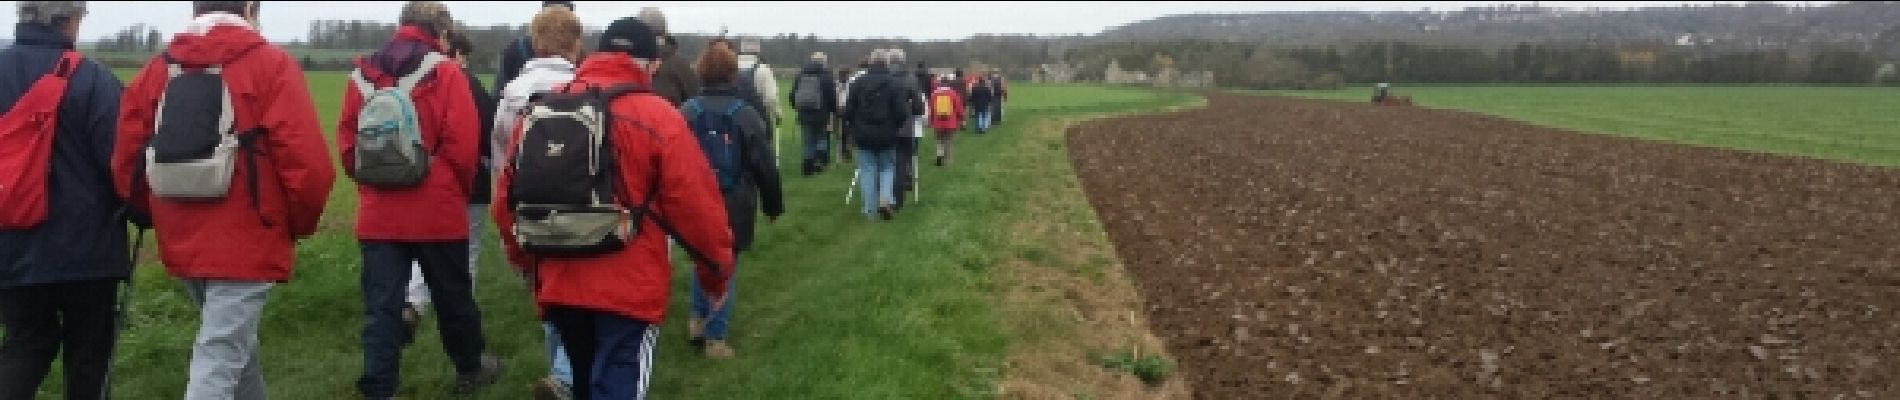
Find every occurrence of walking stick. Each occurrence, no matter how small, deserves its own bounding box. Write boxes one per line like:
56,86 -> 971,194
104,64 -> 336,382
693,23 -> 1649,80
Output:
846,168 -> 859,205
100,229 -> 145,400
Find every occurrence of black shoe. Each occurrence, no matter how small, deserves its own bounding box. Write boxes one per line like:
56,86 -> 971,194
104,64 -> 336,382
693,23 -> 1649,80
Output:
935,156 -> 944,167
452,354 -> 503,394
878,205 -> 894,221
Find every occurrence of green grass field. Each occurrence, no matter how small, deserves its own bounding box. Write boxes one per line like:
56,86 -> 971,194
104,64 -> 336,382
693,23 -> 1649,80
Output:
41,70 -> 1194,399
1255,86 -> 1900,168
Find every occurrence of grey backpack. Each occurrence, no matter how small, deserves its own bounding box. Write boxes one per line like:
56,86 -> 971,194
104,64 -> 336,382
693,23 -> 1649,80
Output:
145,59 -> 245,200
349,52 -> 444,188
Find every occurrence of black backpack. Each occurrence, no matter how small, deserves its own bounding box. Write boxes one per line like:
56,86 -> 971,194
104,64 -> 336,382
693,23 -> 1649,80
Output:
793,72 -> 826,111
850,74 -> 905,146
507,84 -> 656,256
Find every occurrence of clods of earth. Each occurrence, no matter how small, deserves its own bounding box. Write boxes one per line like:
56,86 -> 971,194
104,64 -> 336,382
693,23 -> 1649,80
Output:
1069,94 -> 1900,398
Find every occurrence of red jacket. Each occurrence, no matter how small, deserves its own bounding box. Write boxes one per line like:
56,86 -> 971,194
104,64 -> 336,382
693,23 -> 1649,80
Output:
112,24 -> 336,282
929,86 -> 965,131
335,26 -> 481,241
493,53 -> 736,324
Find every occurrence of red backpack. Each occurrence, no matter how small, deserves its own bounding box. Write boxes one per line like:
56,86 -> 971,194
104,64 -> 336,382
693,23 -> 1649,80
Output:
0,51 -> 83,229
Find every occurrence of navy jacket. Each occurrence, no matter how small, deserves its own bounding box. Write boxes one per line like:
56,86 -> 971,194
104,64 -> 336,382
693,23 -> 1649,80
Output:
0,23 -> 131,288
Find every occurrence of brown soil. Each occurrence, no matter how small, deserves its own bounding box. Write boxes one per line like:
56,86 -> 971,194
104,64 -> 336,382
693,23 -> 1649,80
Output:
1067,94 -> 1900,399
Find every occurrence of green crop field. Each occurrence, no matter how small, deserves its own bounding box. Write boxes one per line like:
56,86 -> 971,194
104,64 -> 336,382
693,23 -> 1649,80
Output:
1254,86 -> 1900,168
45,70 -> 1195,399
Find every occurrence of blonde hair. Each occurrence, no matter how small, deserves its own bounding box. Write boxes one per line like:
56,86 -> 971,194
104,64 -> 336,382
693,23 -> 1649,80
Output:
530,6 -> 583,62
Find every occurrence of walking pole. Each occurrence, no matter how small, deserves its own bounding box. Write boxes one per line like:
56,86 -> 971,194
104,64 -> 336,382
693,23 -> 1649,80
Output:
912,150 -> 920,203
100,229 -> 145,400
846,168 -> 859,205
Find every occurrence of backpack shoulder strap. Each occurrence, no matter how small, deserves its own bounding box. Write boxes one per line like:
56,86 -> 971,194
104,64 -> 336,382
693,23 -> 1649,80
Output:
393,52 -> 449,96
51,51 -> 83,79
348,66 -> 377,97
721,100 -> 746,117
681,98 -> 703,117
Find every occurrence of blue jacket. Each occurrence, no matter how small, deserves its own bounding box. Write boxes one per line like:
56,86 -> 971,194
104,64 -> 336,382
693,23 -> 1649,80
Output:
0,23 -> 131,288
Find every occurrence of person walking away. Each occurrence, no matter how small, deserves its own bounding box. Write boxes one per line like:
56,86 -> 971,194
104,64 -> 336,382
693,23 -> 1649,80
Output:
989,73 -> 1007,125
0,3 -> 133,399
1372,82 -> 1390,103
843,50 -> 908,220
888,49 -> 925,210
789,52 -> 839,176
835,65 -> 862,164
399,29 -> 496,349
927,79 -> 966,166
734,37 -> 781,126
491,6 -> 585,398
949,69 -> 969,131
335,3 -> 502,398
495,1 -> 574,96
637,7 -> 699,108
493,18 -> 736,400
968,77 -> 995,134
112,2 -> 339,398
914,62 -> 933,95
681,41 -> 785,359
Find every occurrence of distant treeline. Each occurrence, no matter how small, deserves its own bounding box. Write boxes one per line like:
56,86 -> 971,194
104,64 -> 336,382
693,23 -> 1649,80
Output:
298,20 -> 1065,78
1069,40 -> 1897,89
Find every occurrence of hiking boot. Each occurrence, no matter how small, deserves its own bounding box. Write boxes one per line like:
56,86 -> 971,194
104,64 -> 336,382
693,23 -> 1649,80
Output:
399,304 -> 421,347
531,376 -> 574,400
688,316 -> 707,350
451,354 -> 503,394
704,340 -> 735,359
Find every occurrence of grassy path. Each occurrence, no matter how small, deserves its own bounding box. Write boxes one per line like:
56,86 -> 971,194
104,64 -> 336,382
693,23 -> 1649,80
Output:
57,70 -> 1195,399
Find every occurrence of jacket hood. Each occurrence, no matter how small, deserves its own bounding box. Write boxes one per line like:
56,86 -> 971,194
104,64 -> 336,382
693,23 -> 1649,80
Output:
12,22 -> 74,49
573,53 -> 656,88
358,25 -> 445,81
164,15 -> 266,66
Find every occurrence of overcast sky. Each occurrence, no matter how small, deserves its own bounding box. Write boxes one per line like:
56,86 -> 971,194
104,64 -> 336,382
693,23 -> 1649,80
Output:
3,1 -> 1801,42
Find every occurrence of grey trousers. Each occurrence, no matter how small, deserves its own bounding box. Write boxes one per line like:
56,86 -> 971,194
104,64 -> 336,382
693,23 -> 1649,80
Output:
181,279 -> 274,400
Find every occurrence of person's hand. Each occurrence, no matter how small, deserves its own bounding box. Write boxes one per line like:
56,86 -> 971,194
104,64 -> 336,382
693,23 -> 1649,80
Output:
709,294 -> 728,311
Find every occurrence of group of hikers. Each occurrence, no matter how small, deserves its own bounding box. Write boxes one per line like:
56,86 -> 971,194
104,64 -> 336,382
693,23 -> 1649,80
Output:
0,1 -> 1004,399
794,49 -> 1009,219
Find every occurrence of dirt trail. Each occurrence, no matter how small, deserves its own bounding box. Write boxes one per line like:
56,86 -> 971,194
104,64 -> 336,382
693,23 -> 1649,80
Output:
1069,94 -> 1900,398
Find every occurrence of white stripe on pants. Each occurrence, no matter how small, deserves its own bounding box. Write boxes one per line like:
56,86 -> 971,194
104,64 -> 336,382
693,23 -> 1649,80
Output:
635,326 -> 657,400
181,280 -> 274,400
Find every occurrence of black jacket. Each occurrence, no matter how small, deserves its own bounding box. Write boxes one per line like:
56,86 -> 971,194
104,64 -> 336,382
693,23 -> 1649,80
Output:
465,73 -> 496,204
969,83 -> 996,110
494,35 -> 532,98
841,65 -> 909,150
689,87 -> 785,251
653,45 -> 701,108
0,23 -> 132,288
790,62 -> 839,126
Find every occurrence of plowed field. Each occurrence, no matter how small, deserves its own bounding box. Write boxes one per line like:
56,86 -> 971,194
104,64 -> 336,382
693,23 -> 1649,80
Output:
1069,94 -> 1900,398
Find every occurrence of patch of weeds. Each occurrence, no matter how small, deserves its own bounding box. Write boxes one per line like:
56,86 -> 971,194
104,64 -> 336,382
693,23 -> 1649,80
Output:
1088,347 -> 1174,387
